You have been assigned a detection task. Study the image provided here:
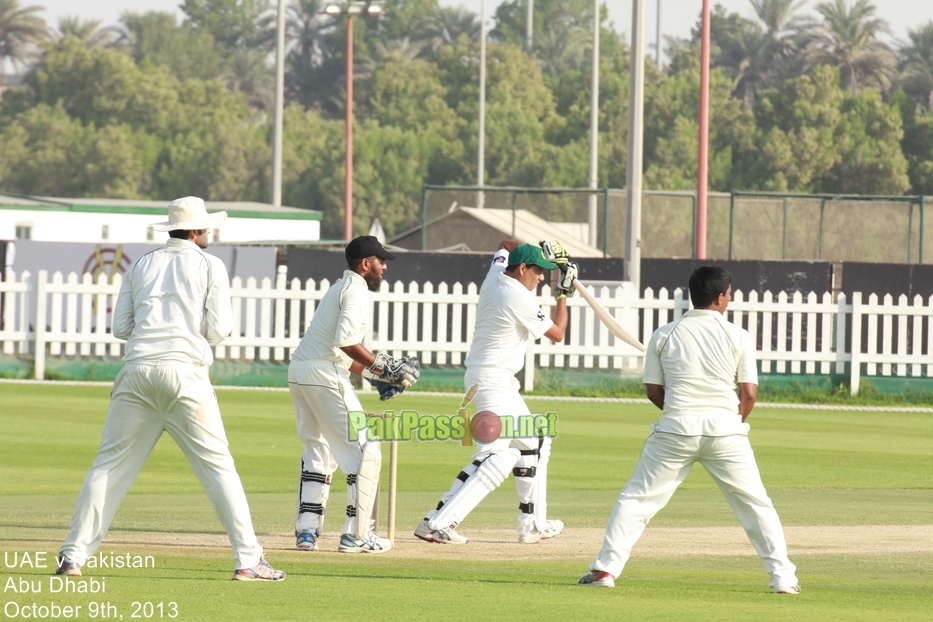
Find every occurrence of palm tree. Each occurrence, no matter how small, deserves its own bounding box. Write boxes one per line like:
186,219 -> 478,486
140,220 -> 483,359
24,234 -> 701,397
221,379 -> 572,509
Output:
223,47 -> 275,110
55,16 -> 115,48
281,0 -> 337,107
429,5 -> 480,50
711,0 -> 810,105
810,0 -> 896,92
534,19 -> 590,78
382,6 -> 479,59
898,22 -> 933,110
0,0 -> 47,73
355,37 -> 423,81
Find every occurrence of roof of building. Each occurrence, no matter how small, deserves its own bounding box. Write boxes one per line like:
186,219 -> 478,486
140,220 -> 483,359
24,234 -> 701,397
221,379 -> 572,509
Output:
0,194 -> 322,220
390,207 -> 605,257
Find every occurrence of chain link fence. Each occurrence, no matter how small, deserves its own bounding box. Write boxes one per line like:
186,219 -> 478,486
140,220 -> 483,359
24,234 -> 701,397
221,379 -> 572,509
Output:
413,186 -> 929,263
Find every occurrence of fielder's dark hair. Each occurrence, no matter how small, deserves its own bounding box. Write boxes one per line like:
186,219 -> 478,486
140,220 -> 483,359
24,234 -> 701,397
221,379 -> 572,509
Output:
688,266 -> 732,308
168,229 -> 192,239
347,258 -> 364,270
504,264 -> 520,273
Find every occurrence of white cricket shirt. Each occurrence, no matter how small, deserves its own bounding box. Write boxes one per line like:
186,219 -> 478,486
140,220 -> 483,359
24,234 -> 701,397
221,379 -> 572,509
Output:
112,238 -> 233,366
465,249 -> 553,375
643,309 -> 758,436
291,270 -> 370,370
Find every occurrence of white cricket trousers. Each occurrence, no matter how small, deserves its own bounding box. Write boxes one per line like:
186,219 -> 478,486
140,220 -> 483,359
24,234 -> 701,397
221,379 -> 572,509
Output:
426,369 -> 551,534
289,362 -> 376,536
592,428 -> 798,589
60,363 -> 264,569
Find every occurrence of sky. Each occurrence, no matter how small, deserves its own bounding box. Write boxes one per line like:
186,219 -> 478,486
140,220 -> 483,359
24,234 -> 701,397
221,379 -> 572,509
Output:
32,0 -> 933,58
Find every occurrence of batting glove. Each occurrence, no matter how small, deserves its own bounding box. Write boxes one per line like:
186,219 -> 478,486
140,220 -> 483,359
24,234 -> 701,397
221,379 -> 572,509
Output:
554,260 -> 578,299
539,239 -> 571,265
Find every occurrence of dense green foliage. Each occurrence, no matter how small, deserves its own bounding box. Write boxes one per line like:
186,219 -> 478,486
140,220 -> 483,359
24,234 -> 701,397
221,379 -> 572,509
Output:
1,1 -> 933,239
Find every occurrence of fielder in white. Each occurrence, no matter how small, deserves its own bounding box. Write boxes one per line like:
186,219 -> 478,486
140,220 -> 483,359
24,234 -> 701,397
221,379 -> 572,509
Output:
414,241 -> 576,544
57,197 -> 284,581
290,235 -> 419,554
579,266 -> 799,593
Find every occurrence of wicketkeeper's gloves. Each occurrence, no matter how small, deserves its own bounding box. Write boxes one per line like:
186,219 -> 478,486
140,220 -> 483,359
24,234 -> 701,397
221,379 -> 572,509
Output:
369,379 -> 404,401
554,260 -> 579,299
361,352 -> 420,388
539,239 -> 571,265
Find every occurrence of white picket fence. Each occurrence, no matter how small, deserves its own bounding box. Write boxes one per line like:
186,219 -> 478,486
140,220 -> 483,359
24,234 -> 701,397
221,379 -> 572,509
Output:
1,269 -> 931,394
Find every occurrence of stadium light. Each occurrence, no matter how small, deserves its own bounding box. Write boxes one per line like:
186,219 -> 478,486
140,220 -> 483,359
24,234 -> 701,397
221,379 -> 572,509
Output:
322,1 -> 388,239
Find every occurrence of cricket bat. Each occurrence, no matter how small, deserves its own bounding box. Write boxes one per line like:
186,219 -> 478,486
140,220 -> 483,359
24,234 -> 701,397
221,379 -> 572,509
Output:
572,279 -> 646,351
460,383 -> 479,447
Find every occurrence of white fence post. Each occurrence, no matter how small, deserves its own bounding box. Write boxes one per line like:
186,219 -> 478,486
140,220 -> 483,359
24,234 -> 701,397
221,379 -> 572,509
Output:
524,339 -> 535,393
33,271 -> 48,380
850,292 -> 862,395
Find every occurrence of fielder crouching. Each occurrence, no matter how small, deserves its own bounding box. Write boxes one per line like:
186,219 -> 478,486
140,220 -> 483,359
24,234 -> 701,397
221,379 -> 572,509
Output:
414,240 -> 575,544
289,235 -> 419,553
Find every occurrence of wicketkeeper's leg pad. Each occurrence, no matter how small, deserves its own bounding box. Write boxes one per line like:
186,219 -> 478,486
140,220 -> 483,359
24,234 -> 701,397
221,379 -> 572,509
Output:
343,442 -> 382,539
428,448 -> 520,531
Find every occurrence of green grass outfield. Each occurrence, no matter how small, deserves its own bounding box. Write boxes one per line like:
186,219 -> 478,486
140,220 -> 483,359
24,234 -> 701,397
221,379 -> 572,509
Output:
1,383 -> 931,621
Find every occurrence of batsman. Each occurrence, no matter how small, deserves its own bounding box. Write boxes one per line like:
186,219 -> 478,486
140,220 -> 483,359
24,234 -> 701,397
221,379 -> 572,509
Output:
289,236 -> 419,553
414,240 -> 577,544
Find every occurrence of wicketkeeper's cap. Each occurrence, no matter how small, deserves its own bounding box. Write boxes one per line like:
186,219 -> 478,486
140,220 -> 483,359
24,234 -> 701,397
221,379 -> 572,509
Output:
151,196 -> 227,232
508,243 -> 558,270
346,235 -> 397,261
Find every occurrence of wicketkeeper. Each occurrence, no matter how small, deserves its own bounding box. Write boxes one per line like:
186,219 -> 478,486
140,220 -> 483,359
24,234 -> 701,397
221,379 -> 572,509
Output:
414,240 -> 576,544
289,235 -> 419,553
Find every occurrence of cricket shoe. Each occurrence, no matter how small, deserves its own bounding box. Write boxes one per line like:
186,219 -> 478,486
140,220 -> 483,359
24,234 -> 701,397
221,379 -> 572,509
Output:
414,519 -> 469,544
296,529 -> 319,551
338,532 -> 392,554
578,571 -> 615,588
518,519 -> 564,544
232,558 -> 285,581
55,557 -> 81,577
775,585 -> 801,595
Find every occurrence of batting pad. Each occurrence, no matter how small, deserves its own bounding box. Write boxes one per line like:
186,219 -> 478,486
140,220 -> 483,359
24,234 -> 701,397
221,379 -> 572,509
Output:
428,448 -> 520,530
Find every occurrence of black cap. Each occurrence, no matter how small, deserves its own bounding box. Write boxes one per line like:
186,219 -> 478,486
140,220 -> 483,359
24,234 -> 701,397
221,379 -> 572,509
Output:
345,235 -> 397,261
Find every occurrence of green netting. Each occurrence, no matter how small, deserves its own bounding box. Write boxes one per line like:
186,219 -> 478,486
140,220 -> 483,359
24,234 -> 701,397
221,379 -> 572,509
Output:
7,356 -> 933,397
0,355 -> 31,379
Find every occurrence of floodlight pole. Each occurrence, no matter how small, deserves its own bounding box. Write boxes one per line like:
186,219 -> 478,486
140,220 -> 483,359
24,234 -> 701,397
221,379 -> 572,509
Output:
477,0 -> 486,209
344,13 -> 354,240
625,0 -> 645,293
696,0 -> 711,259
326,2 -> 386,239
271,0 -> 286,207
526,0 -> 533,53
656,0 -> 662,65
587,0 -> 599,246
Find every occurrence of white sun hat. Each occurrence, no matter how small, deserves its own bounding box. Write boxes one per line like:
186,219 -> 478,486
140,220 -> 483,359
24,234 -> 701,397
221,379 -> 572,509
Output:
151,196 -> 227,232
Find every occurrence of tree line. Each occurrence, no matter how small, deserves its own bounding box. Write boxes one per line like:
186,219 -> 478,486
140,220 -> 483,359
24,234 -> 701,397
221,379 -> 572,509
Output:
1,0 -> 932,239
